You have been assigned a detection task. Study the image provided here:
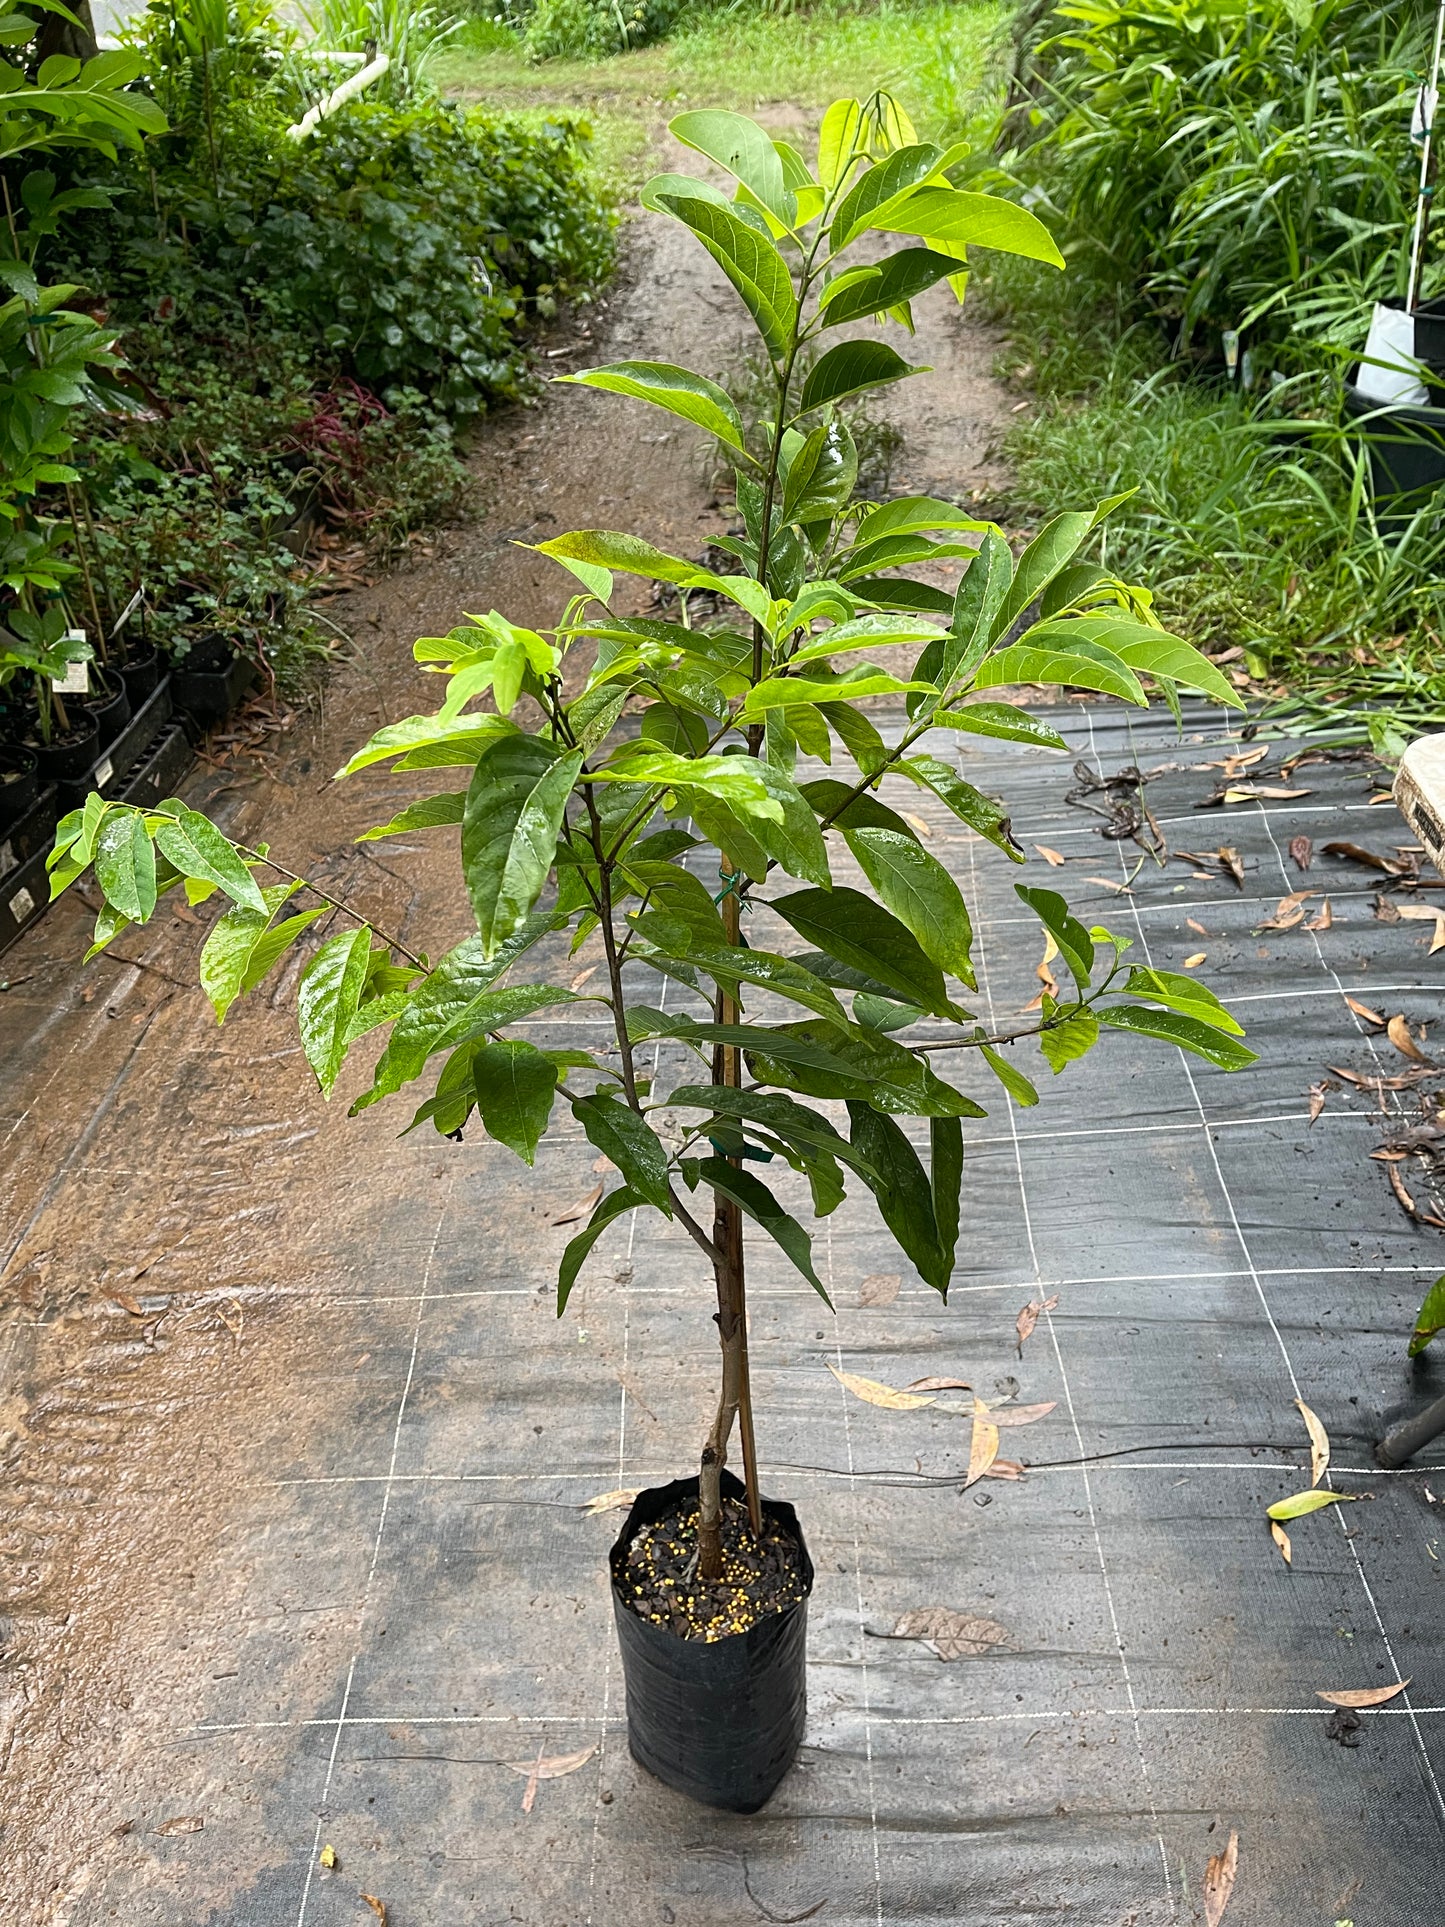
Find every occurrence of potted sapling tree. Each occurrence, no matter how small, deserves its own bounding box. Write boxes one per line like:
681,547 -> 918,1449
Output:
49,93 -> 1254,1813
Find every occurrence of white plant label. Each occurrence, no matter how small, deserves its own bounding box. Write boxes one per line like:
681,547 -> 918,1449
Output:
94,757 -> 114,789
52,659 -> 90,695
8,885 -> 35,922
0,839 -> 13,879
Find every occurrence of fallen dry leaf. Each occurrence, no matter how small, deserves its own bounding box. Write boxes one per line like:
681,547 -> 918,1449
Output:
109,1291 -> 145,1317
1270,1520 -> 1292,1565
1219,846 -> 1245,887
964,1400 -> 1000,1487
360,1894 -> 388,1926
989,1400 -> 1057,1428
1307,1082 -> 1328,1125
1258,889 -> 1315,932
829,1364 -> 935,1411
1296,1399 -> 1330,1487
1323,840 -> 1409,875
1084,875 -> 1132,894
1289,835 -> 1313,871
1345,997 -> 1385,1026
155,1816 -> 203,1836
552,1182 -> 604,1226
1015,1293 -> 1059,1355
569,965 -> 597,992
982,1458 -> 1025,1480
1396,903 -> 1445,954
504,1743 -> 598,1813
1035,930 -> 1059,1000
1315,1678 -> 1411,1708
1387,1014 -> 1431,1064
1183,951 -> 1207,968
1306,897 -> 1333,931
859,1271 -> 901,1308
892,1608 -> 1009,1660
906,1374 -> 972,1392
1388,1162 -> 1418,1216
1222,745 -> 1269,775
591,1153 -> 616,1174
1204,1829 -> 1239,1927
319,1845 -> 338,1871
1187,918 -> 1209,935
582,1487 -> 640,1517
1033,844 -> 1066,866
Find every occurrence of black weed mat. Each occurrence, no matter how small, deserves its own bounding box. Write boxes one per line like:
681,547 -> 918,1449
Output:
110,702 -> 1445,1927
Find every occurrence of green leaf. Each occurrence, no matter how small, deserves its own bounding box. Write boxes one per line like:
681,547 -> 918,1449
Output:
829,143 -> 943,248
843,826 -> 975,986
559,360 -> 746,452
816,701 -> 887,774
573,1095 -> 673,1215
93,811 -> 156,924
1123,967 -> 1245,1036
655,192 -> 796,360
669,1082 -> 872,1174
976,640 -> 1147,706
1267,1489 -> 1359,1522
987,499 -> 1130,643
298,925 -> 372,1096
472,1038 -> 559,1164
980,1040 -> 1039,1106
900,756 -> 1023,862
754,761 -> 831,887
557,1185 -> 646,1314
871,185 -> 1065,267
618,858 -> 728,944
1040,1008 -> 1099,1073
770,886 -> 955,1017
798,777 -> 919,841
799,340 -> 920,415
198,887 -> 322,1024
357,792 -> 466,841
1409,1274 -> 1445,1357
818,248 -> 964,326
670,109 -> 794,224
847,1102 -> 950,1293
1016,883 -> 1095,993
1099,1005 -> 1258,1070
603,746 -> 783,822
463,739 -> 582,956
637,928 -> 847,1023
151,801 -> 267,911
741,669 -> 931,714
854,991 -> 922,1032
816,97 -> 865,192
685,793 -> 771,883
1054,618 -> 1244,709
335,712 -> 514,778
694,1156 -> 828,1298
930,1114 -> 963,1273
781,419 -> 857,523
537,528 -> 769,625
929,702 -> 1069,751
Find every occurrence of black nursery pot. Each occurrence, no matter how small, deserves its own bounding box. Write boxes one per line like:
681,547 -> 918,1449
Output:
608,1471 -> 813,1814
118,643 -> 160,705
81,668 -> 131,750
0,743 -> 38,829
34,711 -> 98,785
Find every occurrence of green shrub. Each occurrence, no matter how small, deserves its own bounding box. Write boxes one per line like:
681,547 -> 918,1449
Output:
520,0 -> 688,61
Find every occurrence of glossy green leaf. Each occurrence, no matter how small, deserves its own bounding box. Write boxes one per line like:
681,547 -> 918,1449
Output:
816,700 -> 887,774
929,702 -> 1069,751
669,1082 -> 873,1175
557,1185 -> 645,1314
655,191 -> 796,360
770,885 -> 954,1016
1040,1008 -> 1100,1072
638,928 -> 847,1023
975,638 -> 1147,706
754,761 -> 831,886
847,1101 -> 949,1293
93,811 -> 155,924
671,109 -> 794,224
603,746 -> 782,822
357,792 -> 466,841
537,528 -> 770,626
799,339 -> 920,414
798,777 -> 920,841
559,360 -> 746,451
741,669 -> 931,715
573,1094 -> 673,1215
871,184 -> 1065,266
781,419 -> 857,523
472,1038 -> 560,1164
1409,1273 -> 1445,1357
335,712 -> 514,778
843,826 -> 975,985
980,1039 -> 1039,1106
463,738 -> 582,956
1123,966 -> 1245,1036
151,800 -> 267,911
695,1156 -> 828,1298
986,496 -> 1130,643
818,248 -> 964,326
829,143 -> 943,247
1099,1004 -> 1258,1070
298,925 -> 372,1096
900,756 -> 1023,861
1016,883 -> 1095,993
931,1113 -> 964,1271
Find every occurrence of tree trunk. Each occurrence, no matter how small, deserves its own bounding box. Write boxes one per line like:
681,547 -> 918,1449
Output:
697,869 -> 763,1582
34,0 -> 98,67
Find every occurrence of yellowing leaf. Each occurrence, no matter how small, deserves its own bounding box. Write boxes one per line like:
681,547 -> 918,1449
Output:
1204,1829 -> 1239,1927
1267,1488 -> 1360,1522
1270,1520 -> 1292,1565
319,1845 -> 337,1870
1316,1678 -> 1411,1708
1296,1399 -> 1330,1487
828,1364 -> 935,1410
1183,951 -> 1206,968
1033,844 -> 1065,866
964,1398 -> 999,1487
361,1895 -> 388,1926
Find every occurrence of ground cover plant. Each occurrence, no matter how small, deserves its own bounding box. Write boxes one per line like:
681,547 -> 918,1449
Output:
49,92 -> 1254,1648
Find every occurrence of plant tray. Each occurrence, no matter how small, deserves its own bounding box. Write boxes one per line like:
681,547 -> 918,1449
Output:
173,653 -> 256,733
0,783 -> 59,885
54,678 -> 175,817
0,839 -> 49,956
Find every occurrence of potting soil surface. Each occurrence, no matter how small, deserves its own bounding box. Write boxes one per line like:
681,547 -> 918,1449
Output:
5,690 -> 1445,1927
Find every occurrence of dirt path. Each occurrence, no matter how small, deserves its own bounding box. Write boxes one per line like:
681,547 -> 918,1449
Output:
0,165 -> 1020,1920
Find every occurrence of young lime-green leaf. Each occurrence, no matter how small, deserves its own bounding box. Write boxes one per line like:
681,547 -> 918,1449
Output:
198,886 -> 301,1023
1123,966 -> 1245,1036
742,670 -> 931,715
93,810 -> 156,924
817,97 -> 865,193
1267,1489 -> 1360,1522
980,1039 -> 1039,1106
557,1185 -> 646,1314
843,826 -> 975,986
298,924 -> 373,1096
335,713 -> 514,779
357,792 -> 465,841
695,1156 -> 829,1300
559,360 -> 746,452
463,739 -> 582,956
671,109 -> 794,225
799,339 -> 920,414
871,185 -> 1064,267
976,639 -> 1147,706
151,800 -> 267,912
573,1094 -> 673,1215
535,529 -> 770,625
1040,1008 -> 1100,1072
1100,1005 -> 1257,1069
639,171 -> 732,215
653,192 -> 796,360
472,1038 -> 559,1164
1409,1274 -> 1445,1357
604,746 -> 784,823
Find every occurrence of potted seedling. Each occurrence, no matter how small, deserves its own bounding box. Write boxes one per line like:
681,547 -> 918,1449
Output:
49,94 -> 1254,1812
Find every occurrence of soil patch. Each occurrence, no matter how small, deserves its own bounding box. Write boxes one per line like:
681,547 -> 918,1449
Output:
617,1494 -> 807,1640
